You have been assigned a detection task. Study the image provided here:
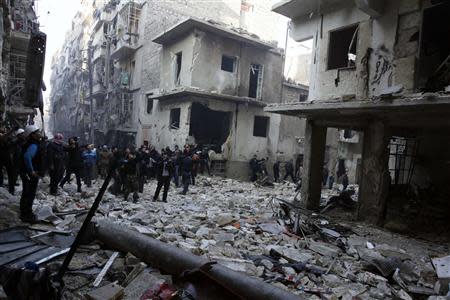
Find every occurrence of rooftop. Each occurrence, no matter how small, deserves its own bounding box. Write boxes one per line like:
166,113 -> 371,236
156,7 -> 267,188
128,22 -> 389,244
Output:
148,87 -> 266,107
152,17 -> 276,50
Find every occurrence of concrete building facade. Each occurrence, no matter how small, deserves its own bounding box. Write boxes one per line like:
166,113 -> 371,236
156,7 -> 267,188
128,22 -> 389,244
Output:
144,18 -> 305,178
0,0 -> 45,127
267,0 -> 450,232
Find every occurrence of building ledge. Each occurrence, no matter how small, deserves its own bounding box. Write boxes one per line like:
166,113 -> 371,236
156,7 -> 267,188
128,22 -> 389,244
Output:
272,0 -> 353,20
265,93 -> 450,129
149,87 -> 267,107
110,42 -> 140,60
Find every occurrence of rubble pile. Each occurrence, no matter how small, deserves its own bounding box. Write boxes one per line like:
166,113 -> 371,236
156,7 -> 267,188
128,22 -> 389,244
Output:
0,176 -> 449,299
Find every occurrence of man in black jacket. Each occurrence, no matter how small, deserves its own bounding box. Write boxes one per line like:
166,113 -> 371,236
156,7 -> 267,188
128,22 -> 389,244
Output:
47,133 -> 66,195
153,153 -> 174,202
181,146 -> 193,195
59,137 -> 83,193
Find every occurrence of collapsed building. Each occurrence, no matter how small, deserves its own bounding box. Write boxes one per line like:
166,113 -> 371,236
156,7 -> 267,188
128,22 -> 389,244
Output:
0,0 -> 45,127
266,0 -> 450,232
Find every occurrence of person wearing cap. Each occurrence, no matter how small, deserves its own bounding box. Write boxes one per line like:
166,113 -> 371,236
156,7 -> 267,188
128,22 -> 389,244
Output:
20,125 -> 42,222
47,133 -> 66,195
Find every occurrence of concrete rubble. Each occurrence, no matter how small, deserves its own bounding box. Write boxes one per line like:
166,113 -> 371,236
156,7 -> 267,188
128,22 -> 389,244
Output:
0,175 -> 448,299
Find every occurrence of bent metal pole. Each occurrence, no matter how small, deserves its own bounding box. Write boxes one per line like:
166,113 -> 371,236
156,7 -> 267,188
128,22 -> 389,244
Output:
94,220 -> 303,300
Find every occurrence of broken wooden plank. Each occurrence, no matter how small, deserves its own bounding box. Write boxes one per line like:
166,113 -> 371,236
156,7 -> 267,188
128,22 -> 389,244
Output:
93,252 -> 119,287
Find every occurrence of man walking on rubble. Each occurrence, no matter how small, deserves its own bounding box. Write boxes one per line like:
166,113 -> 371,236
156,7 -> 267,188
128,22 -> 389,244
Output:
98,145 -> 112,179
9,128 -> 27,194
172,145 -> 182,187
19,125 -> 43,223
60,137 -> 83,193
153,152 -> 174,202
47,133 -> 66,195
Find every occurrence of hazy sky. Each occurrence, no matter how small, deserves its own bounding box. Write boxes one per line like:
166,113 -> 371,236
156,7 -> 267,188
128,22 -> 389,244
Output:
36,0 -> 82,103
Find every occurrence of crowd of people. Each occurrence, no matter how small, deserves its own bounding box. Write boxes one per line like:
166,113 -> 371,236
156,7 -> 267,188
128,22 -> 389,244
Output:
0,125 -> 212,223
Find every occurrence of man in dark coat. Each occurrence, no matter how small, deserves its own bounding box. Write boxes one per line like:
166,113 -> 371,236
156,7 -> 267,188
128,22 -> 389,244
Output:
47,133 -> 66,195
283,160 -> 296,182
122,152 -> 139,202
181,146 -> 193,195
59,137 -> 83,193
273,160 -> 280,182
249,155 -> 259,182
153,153 -> 174,202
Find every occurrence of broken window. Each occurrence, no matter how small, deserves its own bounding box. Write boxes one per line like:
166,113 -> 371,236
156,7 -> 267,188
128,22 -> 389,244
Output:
253,116 -> 269,137
169,108 -> 180,130
327,24 -> 358,70
419,1 -> 450,91
248,64 -> 263,99
146,96 -> 153,114
221,55 -> 236,72
388,137 -> 419,186
175,52 -> 182,85
189,102 -> 232,153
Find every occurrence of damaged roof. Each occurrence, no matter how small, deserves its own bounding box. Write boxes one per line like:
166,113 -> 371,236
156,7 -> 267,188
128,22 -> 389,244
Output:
148,87 -> 266,107
152,17 -> 276,50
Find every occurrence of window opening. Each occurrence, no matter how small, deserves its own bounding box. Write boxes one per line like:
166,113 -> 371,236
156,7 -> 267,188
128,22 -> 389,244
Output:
253,116 -> 269,137
248,64 -> 263,99
170,108 -> 181,130
327,24 -> 358,70
221,55 -> 236,72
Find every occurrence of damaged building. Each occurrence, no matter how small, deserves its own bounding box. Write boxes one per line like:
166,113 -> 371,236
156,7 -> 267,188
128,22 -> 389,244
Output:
0,0 -> 45,127
145,18 -> 305,178
266,0 -> 450,232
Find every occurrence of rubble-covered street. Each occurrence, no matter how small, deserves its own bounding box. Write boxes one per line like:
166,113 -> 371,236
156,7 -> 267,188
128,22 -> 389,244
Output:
0,176 -> 448,299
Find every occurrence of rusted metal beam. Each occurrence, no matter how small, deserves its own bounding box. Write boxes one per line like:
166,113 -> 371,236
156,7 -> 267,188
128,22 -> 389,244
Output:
94,220 -> 303,300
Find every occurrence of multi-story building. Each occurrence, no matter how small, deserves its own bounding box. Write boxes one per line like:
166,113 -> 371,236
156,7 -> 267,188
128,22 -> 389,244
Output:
0,0 -> 45,127
143,18 -> 305,178
267,0 -> 450,228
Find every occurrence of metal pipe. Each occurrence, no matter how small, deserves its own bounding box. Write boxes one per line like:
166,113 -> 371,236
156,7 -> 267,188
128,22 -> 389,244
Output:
94,220 -> 303,300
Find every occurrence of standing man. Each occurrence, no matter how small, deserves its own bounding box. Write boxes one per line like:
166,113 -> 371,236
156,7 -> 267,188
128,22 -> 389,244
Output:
172,145 -> 181,187
181,146 -> 193,195
10,128 -> 27,194
283,160 -> 296,183
20,125 -> 42,222
47,133 -> 66,195
273,160 -> 280,183
122,151 -> 139,202
60,137 -> 83,193
249,155 -> 259,182
199,147 -> 211,175
82,144 -> 97,188
153,153 -> 174,202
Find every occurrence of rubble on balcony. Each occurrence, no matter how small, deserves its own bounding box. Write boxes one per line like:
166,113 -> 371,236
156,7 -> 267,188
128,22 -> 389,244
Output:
0,176 -> 448,299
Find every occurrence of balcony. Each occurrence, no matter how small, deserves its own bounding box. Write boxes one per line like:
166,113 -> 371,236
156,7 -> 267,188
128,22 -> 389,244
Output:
110,1 -> 141,60
110,36 -> 139,60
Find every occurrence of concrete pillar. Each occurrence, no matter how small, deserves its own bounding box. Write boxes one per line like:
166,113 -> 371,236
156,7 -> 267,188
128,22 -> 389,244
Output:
301,120 -> 327,210
357,121 -> 390,226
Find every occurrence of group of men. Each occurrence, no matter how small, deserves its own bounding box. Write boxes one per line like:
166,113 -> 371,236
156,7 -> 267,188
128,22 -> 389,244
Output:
249,155 -> 298,184
0,125 -> 213,223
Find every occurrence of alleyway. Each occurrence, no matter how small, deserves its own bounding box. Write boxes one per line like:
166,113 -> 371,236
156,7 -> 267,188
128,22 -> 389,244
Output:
0,175 -> 448,299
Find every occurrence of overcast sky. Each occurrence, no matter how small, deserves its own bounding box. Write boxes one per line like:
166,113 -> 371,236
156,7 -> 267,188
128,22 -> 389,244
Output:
36,0 -> 82,104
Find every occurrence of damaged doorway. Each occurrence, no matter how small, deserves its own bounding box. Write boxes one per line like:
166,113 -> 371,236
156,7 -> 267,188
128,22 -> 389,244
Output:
189,102 -> 231,153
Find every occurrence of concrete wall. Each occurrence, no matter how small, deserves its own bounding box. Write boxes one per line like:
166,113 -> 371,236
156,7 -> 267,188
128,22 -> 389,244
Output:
288,0 -> 424,101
